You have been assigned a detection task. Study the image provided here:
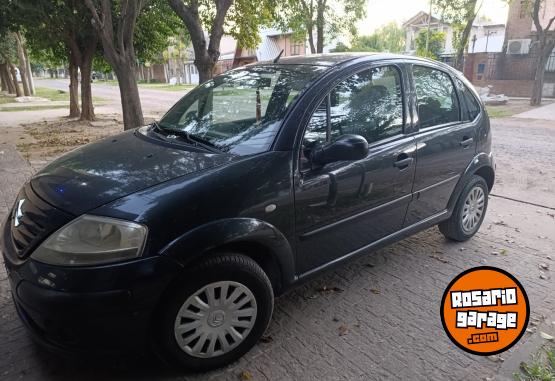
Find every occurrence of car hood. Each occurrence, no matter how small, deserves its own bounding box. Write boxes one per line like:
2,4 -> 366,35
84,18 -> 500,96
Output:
31,128 -> 237,215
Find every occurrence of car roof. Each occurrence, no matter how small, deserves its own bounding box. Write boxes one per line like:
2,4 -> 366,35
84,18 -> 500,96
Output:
253,52 -> 457,72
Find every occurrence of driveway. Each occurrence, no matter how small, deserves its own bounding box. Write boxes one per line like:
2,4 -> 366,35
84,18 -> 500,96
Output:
0,115 -> 554,380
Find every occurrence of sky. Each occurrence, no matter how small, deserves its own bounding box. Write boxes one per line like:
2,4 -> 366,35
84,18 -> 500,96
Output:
356,0 -> 510,34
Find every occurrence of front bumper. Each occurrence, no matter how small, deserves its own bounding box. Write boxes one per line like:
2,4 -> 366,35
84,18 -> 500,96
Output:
4,254 -> 181,355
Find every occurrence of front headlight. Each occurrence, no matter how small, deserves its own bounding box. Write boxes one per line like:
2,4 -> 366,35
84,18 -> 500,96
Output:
31,215 -> 147,266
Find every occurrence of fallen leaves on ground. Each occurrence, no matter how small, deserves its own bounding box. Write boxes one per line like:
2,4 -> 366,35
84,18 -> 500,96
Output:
429,254 -> 450,263
338,324 -> 348,336
370,289 -> 380,294
259,335 -> 273,343
239,370 -> 253,380
316,285 -> 344,294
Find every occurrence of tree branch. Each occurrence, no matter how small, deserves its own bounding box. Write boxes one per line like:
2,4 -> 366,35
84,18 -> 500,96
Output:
207,0 -> 233,59
532,0 -> 543,34
168,0 -> 207,60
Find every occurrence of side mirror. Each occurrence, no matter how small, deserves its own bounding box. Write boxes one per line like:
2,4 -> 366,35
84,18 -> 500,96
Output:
311,134 -> 369,166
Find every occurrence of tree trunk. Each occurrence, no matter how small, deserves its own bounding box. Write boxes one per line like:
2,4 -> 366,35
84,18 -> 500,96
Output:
0,63 -> 10,92
68,59 -> 81,118
454,1 -> 478,71
115,65 -> 144,130
196,57 -> 215,84
530,46 -> 552,106
79,35 -> 97,121
22,40 -> 35,94
0,68 -> 5,92
316,0 -> 326,53
530,61 -> 545,106
1,63 -> 16,94
80,57 -> 95,120
307,24 -> 316,54
8,62 -> 22,97
15,33 -> 31,96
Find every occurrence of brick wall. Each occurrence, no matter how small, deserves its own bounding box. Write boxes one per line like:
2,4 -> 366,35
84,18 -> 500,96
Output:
504,0 -> 533,42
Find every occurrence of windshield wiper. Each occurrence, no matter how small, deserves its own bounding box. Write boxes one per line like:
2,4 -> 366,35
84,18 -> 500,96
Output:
159,127 -> 224,153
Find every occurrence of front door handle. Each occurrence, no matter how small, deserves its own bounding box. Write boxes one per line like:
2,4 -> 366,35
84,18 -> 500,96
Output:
393,156 -> 413,169
460,136 -> 474,147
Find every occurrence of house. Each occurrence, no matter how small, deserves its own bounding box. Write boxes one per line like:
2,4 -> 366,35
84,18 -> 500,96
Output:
464,0 -> 555,97
402,11 -> 506,61
180,28 -> 307,85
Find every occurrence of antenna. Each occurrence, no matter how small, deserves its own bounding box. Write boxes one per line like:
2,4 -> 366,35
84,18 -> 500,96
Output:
273,49 -> 284,64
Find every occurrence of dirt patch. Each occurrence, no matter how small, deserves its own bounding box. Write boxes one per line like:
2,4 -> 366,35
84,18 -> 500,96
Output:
14,115 -> 129,170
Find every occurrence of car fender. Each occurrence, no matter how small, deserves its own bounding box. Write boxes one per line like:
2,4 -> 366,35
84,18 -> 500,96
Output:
447,152 -> 495,213
159,218 -> 296,290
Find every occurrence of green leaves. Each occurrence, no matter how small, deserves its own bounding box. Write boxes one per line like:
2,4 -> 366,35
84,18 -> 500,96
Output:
337,22 -> 405,53
415,29 -> 446,60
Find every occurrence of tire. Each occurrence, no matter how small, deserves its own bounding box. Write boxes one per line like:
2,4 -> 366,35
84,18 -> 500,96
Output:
439,175 -> 489,242
153,253 -> 274,372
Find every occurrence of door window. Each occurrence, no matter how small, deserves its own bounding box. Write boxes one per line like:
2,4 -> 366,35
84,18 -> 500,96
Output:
413,66 -> 461,128
302,65 -> 404,152
329,66 -> 404,143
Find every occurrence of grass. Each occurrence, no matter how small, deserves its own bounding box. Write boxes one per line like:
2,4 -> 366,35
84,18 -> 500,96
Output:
514,346 -> 555,381
0,87 -> 106,111
34,87 -> 71,101
137,83 -> 195,91
0,105 -> 70,112
95,79 -> 195,91
486,106 -> 515,118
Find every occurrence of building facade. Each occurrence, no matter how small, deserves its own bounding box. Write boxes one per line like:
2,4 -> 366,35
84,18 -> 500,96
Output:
464,0 -> 555,97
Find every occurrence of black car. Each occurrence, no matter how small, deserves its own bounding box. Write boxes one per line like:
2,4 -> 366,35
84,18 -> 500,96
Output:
2,53 -> 494,371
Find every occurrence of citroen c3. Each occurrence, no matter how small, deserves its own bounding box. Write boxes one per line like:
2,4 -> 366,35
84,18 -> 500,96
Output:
2,53 -> 494,371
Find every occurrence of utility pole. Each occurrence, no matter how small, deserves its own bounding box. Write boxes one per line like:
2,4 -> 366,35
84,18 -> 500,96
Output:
425,0 -> 433,54
484,30 -> 496,53
471,34 -> 477,53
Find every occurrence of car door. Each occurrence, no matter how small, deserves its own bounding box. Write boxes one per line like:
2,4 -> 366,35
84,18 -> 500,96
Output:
294,64 -> 416,274
404,64 -> 478,226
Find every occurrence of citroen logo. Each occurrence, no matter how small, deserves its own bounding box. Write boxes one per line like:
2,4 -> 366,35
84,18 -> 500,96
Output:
14,199 -> 25,227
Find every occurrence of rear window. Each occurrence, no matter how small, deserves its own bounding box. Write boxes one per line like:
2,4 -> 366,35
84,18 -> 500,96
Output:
456,78 -> 481,121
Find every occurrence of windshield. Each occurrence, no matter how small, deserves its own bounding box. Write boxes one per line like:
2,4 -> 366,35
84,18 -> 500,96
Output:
158,65 -> 326,155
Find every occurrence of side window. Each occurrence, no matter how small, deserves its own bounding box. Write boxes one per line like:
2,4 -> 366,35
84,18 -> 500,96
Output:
329,66 -> 404,143
301,66 -> 404,170
455,78 -> 481,121
413,66 -> 461,128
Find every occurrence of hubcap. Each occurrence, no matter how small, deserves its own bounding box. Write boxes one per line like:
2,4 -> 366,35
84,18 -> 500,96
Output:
461,186 -> 485,234
174,281 -> 257,358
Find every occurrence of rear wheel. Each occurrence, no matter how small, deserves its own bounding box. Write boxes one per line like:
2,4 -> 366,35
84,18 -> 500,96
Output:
439,175 -> 489,242
154,253 -> 274,371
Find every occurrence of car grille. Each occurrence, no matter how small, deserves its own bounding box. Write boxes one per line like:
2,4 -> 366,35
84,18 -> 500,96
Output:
9,184 -> 73,260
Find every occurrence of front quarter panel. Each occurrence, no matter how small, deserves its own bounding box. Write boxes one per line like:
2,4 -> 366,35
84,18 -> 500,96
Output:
90,151 -> 296,284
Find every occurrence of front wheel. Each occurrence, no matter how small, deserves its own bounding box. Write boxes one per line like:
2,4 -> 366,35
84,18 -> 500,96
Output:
153,253 -> 274,371
439,175 -> 489,242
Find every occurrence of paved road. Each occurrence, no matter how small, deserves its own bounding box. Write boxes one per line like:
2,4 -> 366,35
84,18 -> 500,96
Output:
34,78 -> 186,116
0,116 -> 554,380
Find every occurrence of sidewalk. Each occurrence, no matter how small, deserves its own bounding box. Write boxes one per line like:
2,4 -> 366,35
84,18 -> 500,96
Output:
513,101 -> 555,121
0,145 -> 34,220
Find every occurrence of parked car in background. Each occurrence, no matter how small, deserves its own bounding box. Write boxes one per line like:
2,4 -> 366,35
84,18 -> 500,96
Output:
2,53 -> 494,371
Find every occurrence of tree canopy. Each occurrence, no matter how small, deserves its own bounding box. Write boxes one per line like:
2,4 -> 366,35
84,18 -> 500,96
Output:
415,29 -> 446,60
332,22 -> 405,53
274,0 -> 367,53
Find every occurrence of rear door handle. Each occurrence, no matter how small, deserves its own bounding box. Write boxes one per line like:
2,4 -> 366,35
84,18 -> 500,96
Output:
460,137 -> 474,147
393,157 -> 413,169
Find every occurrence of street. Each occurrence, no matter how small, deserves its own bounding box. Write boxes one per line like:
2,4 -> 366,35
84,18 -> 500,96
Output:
0,96 -> 554,380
